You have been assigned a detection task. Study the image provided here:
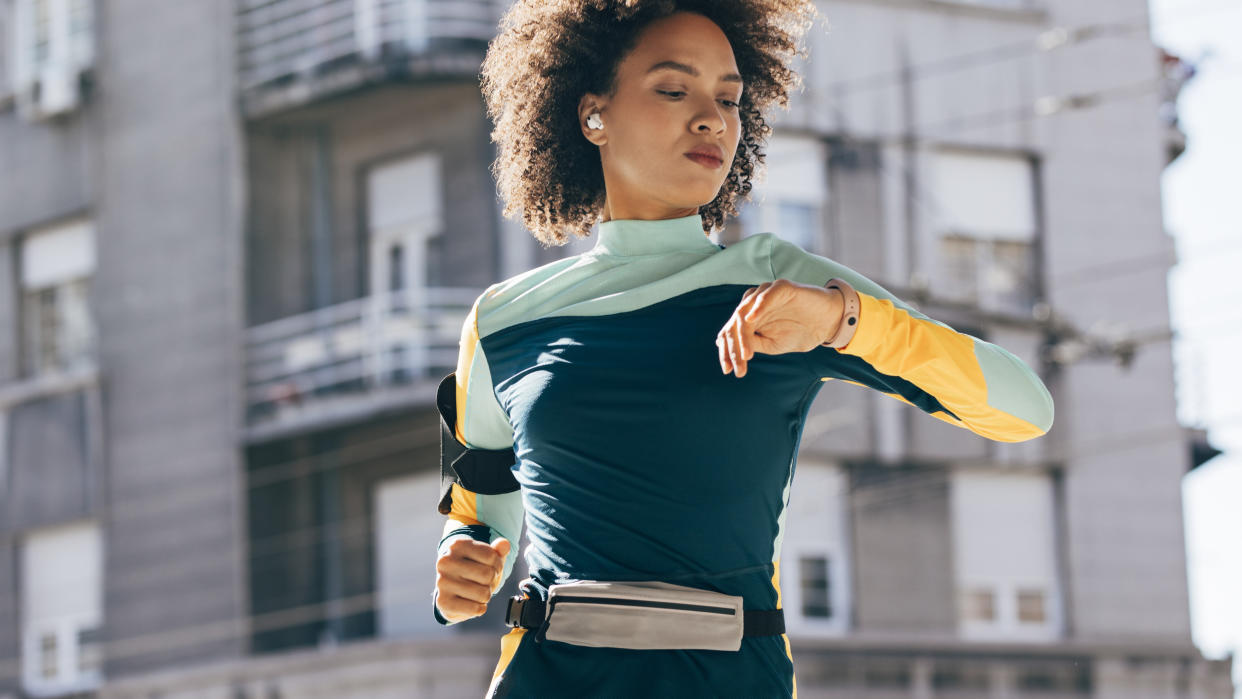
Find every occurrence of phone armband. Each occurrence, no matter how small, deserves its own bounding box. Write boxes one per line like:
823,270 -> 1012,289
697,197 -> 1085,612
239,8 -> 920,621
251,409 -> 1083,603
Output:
435,372 -> 519,515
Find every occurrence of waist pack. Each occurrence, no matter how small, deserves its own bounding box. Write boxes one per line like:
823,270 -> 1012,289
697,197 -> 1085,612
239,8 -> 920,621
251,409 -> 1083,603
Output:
504,579 -> 785,652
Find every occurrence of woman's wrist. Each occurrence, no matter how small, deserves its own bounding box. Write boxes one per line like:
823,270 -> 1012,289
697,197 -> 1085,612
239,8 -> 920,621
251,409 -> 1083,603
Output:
820,278 -> 860,349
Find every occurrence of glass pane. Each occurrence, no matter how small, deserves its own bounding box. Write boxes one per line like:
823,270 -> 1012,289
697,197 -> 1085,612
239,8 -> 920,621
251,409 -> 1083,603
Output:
388,243 -> 405,293
34,0 -> 51,64
40,631 -> 57,679
77,626 -> 101,674
23,288 -> 57,376
960,587 -> 995,622
23,278 -> 94,376
989,240 -> 1035,311
61,279 -> 94,367
940,235 -> 978,302
71,0 -> 91,34
1017,588 -> 1046,623
798,554 -> 832,618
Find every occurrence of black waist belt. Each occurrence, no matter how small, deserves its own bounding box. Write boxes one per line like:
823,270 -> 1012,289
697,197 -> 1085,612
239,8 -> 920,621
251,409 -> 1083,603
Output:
504,594 -> 786,637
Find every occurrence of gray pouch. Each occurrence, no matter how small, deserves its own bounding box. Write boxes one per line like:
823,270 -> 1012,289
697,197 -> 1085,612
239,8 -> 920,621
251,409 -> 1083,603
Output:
540,579 -> 745,651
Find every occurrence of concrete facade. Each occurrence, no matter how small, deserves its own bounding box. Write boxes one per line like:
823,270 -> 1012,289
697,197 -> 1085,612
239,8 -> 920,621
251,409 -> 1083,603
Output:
0,0 -> 1233,697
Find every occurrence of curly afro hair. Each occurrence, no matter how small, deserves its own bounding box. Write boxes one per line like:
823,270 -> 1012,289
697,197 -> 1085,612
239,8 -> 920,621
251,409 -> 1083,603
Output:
479,0 -> 820,247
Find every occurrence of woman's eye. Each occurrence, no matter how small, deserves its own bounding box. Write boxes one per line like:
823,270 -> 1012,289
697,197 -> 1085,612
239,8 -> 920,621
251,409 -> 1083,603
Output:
658,90 -> 740,109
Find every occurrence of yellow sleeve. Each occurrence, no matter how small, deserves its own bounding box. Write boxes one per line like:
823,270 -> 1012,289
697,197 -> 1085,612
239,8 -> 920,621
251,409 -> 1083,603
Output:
768,235 -> 1054,443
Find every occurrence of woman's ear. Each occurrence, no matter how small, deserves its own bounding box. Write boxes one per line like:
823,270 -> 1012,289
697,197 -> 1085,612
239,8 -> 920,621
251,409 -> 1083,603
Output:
578,93 -> 607,146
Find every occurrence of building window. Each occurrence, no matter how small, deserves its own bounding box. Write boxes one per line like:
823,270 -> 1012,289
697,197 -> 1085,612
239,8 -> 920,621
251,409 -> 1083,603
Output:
1017,587 -> 1047,623
739,133 -> 826,253
11,0 -> 95,118
19,218 -> 96,378
930,149 -> 1037,314
21,520 -> 103,695
365,151 -> 443,381
780,466 -> 850,637
960,587 -> 996,622
950,469 -> 1061,640
798,554 -> 833,619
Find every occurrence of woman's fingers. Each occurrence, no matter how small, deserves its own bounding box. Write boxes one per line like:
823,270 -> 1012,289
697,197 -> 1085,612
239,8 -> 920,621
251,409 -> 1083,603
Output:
718,285 -> 766,376
439,553 -> 496,587
720,287 -> 755,373
442,575 -> 492,605
437,588 -> 488,621
730,310 -> 751,376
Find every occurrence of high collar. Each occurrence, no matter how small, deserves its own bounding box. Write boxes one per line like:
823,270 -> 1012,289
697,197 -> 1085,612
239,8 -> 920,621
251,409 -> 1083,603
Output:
591,213 -> 721,257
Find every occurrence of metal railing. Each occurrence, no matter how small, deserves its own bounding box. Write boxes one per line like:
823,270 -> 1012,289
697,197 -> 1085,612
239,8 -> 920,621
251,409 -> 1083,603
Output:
235,0 -> 507,90
243,286 -> 479,425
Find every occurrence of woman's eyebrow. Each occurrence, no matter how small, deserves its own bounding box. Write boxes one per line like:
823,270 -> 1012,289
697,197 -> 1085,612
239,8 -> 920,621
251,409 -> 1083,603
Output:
646,60 -> 743,84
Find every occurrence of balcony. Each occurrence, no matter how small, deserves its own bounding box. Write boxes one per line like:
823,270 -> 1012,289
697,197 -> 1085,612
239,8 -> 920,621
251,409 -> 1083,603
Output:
236,0 -> 508,116
243,286 -> 478,442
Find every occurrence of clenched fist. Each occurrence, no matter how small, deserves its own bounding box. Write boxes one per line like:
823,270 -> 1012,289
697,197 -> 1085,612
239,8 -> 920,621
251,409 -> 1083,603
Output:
434,537 -> 511,623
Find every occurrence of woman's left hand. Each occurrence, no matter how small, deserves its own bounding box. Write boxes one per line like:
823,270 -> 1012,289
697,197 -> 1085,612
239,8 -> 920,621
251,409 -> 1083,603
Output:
716,279 -> 842,378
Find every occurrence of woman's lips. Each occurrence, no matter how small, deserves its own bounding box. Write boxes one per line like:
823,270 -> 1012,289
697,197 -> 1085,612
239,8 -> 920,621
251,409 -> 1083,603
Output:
685,153 -> 723,169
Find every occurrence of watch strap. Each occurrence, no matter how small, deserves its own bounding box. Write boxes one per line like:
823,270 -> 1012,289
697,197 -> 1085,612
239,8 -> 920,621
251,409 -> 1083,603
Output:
820,278 -> 861,349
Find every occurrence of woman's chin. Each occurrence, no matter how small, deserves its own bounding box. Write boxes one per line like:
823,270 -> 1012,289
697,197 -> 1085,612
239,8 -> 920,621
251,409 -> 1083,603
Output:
669,186 -> 726,208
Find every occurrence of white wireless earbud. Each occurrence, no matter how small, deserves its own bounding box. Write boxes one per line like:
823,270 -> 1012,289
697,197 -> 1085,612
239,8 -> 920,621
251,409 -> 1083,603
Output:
586,113 -> 603,130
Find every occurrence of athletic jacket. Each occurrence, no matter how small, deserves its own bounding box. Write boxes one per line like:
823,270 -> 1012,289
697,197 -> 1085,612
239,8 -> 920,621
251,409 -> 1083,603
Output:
431,212 -> 1054,698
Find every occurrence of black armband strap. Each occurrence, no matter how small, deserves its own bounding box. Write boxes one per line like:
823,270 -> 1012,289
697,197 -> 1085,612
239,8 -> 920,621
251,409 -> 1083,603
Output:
436,372 -> 519,515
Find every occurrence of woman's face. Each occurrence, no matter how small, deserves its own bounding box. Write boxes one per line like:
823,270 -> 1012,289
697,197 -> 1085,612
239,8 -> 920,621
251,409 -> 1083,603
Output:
579,11 -> 744,222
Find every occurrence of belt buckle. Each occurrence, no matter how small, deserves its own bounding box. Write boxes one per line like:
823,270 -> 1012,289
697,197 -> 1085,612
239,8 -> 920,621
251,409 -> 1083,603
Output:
505,595 -> 527,628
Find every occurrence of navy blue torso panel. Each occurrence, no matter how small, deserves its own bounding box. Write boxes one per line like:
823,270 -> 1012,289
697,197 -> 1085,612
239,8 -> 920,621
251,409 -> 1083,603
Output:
487,284 -> 819,591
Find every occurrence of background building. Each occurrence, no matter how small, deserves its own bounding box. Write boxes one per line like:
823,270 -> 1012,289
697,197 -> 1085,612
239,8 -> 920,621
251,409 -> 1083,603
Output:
0,0 -> 1233,697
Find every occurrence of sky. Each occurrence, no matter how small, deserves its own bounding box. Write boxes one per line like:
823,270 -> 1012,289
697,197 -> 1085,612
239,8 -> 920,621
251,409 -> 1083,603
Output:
1148,0 -> 1242,694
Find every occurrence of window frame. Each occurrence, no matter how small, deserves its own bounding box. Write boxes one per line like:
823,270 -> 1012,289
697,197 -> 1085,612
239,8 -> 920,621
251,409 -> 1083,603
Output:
20,519 -> 104,695
950,468 -> 1062,642
784,542 -> 848,635
16,218 -> 97,379
929,147 -> 1040,315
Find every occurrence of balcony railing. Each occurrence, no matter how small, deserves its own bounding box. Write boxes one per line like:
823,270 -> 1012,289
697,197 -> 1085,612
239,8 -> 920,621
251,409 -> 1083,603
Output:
244,286 -> 478,428
235,0 -> 508,91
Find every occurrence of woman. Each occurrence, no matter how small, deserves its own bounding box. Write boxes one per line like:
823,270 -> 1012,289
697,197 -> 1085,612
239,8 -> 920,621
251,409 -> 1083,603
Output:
431,2 -> 1055,697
